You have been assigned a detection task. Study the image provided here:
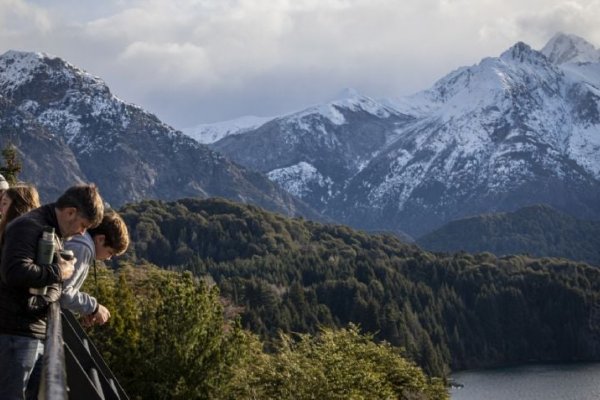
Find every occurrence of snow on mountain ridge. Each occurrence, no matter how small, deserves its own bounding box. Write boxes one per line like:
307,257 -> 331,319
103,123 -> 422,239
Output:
284,89 -> 396,128
0,50 -> 46,92
499,41 -> 549,65
0,50 -> 106,94
392,44 -> 566,158
178,33 -> 600,235
541,33 -> 600,65
0,50 -> 189,153
182,115 -> 273,144
184,90 -> 398,145
267,161 -> 334,198
0,50 -> 321,220
387,44 -> 558,119
331,34 -> 600,234
329,88 -> 394,118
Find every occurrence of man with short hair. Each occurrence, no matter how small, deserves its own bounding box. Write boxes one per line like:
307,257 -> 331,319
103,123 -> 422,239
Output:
61,211 -> 130,325
0,184 -> 104,400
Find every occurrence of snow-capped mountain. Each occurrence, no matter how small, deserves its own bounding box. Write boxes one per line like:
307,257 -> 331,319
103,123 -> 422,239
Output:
182,115 -> 273,144
211,89 -> 416,213
0,50 -> 319,219
541,32 -> 600,64
210,33 -> 600,236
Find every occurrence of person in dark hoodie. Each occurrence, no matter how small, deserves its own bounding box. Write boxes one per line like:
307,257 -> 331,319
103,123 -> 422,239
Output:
0,184 -> 104,400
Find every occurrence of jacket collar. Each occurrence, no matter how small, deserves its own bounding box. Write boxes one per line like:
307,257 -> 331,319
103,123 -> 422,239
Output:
41,203 -> 64,239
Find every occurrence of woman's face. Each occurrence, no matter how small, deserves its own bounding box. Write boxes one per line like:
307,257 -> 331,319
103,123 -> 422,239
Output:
0,195 -> 12,218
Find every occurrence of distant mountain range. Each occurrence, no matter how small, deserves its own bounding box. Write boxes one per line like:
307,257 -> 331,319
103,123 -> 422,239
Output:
0,50 -> 319,219
2,33 -> 600,239
199,33 -> 600,237
417,204 -> 600,266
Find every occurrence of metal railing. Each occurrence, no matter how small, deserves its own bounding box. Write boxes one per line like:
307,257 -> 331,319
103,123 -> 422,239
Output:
39,303 -> 128,400
39,303 -> 68,400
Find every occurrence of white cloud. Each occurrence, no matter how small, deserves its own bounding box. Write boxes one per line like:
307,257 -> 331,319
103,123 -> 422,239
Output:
118,41 -> 215,86
1,0 -> 600,127
514,1 -> 600,44
0,0 -> 51,36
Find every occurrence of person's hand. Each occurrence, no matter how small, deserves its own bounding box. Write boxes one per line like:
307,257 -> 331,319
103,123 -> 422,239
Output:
84,304 -> 111,326
93,304 -> 111,325
81,314 -> 94,327
57,254 -> 76,281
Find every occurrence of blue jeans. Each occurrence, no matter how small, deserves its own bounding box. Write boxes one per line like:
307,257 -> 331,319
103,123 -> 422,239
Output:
0,334 -> 44,400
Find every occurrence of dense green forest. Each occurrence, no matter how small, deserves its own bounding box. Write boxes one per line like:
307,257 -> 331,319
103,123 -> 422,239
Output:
83,264 -> 447,399
418,204 -> 600,266
2,145 -> 448,398
117,198 -> 600,377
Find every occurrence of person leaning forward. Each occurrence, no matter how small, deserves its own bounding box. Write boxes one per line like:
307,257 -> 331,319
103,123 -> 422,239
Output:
0,184 -> 104,400
61,211 -> 130,326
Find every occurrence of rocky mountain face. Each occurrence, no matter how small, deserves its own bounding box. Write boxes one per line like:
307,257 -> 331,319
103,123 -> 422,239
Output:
212,90 -> 416,214
0,50 -> 318,219
0,96 -> 85,200
208,33 -> 600,237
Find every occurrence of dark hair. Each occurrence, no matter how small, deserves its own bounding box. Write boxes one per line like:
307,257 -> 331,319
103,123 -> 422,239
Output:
0,185 -> 41,241
88,211 -> 130,255
55,184 -> 104,228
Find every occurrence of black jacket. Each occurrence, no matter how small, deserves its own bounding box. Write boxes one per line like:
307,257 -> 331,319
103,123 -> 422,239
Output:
0,204 -> 65,339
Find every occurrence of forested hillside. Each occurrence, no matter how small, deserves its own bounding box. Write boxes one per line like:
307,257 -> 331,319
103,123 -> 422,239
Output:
119,198 -> 600,375
418,205 -> 600,266
84,264 -> 447,399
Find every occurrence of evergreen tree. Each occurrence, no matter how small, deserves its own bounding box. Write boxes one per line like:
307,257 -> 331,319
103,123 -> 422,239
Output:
84,264 -> 255,400
0,143 -> 21,184
232,325 -> 448,400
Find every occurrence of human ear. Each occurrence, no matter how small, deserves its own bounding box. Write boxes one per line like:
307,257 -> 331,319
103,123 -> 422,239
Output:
66,207 -> 78,219
94,234 -> 106,247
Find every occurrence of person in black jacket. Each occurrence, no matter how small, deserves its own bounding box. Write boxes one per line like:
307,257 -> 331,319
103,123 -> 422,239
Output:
0,184 -> 104,400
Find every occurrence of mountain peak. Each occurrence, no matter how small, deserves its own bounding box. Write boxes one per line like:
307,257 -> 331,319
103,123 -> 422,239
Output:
540,32 -> 600,64
0,49 -> 104,93
327,90 -> 396,122
334,87 -> 362,100
183,115 -> 273,144
280,88 -> 396,126
0,50 -> 47,91
0,50 -> 67,74
1,49 -> 45,60
499,41 -> 547,64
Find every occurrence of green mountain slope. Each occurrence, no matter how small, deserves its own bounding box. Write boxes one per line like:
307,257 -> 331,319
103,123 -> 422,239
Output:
417,205 -> 600,266
119,198 -> 600,374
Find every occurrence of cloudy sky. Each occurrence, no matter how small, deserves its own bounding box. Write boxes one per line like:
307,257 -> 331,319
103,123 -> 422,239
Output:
1,0 -> 600,129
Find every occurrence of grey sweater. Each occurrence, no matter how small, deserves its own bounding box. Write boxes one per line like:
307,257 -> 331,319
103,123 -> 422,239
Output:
60,232 -> 98,315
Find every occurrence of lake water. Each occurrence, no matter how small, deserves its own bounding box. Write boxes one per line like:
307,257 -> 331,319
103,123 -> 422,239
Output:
450,363 -> 600,400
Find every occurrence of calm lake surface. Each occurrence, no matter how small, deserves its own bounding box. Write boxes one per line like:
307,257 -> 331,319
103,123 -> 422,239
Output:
450,363 -> 600,400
